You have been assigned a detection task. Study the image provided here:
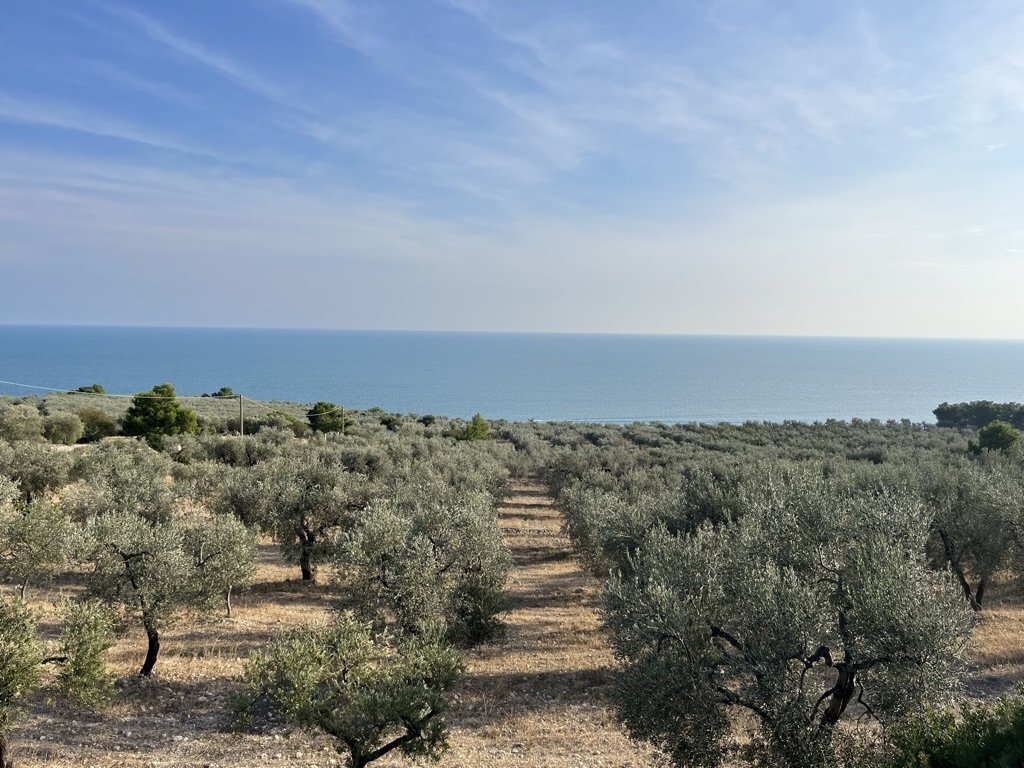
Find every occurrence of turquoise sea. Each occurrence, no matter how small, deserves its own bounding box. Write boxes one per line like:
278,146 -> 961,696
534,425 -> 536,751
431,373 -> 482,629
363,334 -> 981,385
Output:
1,326 -> 1022,423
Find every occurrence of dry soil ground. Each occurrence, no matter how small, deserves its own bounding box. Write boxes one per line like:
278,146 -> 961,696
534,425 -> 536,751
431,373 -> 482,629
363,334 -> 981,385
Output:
12,483 -> 661,768
11,482 -> 1024,768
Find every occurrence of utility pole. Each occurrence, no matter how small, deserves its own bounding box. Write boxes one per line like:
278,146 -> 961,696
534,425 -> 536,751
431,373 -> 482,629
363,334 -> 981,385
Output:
239,394 -> 245,436
341,406 -> 345,436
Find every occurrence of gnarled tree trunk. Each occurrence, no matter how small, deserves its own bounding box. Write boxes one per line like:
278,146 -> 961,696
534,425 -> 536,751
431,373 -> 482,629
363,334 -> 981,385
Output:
819,666 -> 857,729
299,536 -> 317,582
140,627 -> 160,676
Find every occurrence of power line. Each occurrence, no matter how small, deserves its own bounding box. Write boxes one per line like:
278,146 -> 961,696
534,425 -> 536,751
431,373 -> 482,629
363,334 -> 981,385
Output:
0,379 -> 181,399
2,379 -> 910,425
0,379 -> 308,409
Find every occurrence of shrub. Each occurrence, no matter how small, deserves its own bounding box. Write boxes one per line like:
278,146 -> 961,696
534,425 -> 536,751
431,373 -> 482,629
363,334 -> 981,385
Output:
0,597 -> 43,768
43,413 -> 84,445
0,404 -> 44,442
238,615 -> 462,768
885,687 -> 1024,768
56,600 -> 117,707
78,408 -> 118,442
971,419 -> 1022,455
379,413 -> 402,432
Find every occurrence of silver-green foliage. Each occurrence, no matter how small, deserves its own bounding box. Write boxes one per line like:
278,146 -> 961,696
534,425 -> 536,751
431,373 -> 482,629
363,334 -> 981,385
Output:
0,440 -> 73,502
70,441 -> 174,523
84,511 -> 215,675
182,514 -> 257,617
604,466 -> 974,768
0,404 -> 44,443
0,598 -> 117,764
0,598 -> 42,732
340,477 -> 510,645
171,460 -> 231,507
239,614 -> 462,768
56,599 -> 117,707
43,413 -> 84,445
919,456 -> 1024,610
218,447 -> 376,582
0,495 -> 76,597
560,464 -> 745,578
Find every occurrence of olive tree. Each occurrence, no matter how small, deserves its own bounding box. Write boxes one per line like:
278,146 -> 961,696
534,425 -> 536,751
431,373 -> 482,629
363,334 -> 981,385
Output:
84,511 -> 213,675
219,451 -> 375,582
920,459 -> 1023,610
239,615 -> 462,768
70,441 -> 174,523
77,408 -> 118,442
0,405 -> 43,443
182,514 -> 257,617
339,486 -> 510,645
43,413 -> 84,445
0,441 -> 73,502
55,599 -> 117,707
0,598 -> 42,768
604,467 -> 973,768
0,496 -> 76,598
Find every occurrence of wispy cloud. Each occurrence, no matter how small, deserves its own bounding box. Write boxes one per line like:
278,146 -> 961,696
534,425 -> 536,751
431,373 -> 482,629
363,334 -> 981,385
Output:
0,92 -> 211,156
5,0 -> 1024,336
281,0 -> 382,56
78,59 -> 202,107
96,3 -> 305,112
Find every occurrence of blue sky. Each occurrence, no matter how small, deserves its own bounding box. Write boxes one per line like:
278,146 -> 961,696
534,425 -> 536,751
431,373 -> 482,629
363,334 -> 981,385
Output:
1,1 -> 1022,337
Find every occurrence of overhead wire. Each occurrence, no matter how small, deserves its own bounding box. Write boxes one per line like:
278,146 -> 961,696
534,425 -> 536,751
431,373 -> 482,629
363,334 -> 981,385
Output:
0,378 -> 356,423
0,379 -> 906,424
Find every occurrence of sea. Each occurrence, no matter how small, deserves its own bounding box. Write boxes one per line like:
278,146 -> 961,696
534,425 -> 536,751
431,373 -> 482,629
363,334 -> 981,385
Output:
1,325 -> 1022,424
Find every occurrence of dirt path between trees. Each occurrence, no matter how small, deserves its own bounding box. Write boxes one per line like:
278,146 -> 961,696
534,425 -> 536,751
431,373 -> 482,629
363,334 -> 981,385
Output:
415,481 -> 660,768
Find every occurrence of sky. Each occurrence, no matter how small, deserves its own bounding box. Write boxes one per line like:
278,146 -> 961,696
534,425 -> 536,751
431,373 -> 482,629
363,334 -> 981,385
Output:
1,1 -> 1023,338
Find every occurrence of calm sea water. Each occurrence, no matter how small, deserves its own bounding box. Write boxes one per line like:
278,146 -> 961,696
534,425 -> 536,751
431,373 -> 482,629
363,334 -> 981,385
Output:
1,326 -> 1022,423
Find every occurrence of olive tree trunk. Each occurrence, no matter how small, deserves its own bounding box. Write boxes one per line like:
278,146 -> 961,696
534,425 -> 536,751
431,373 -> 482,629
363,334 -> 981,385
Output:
299,536 -> 317,582
140,627 -> 160,676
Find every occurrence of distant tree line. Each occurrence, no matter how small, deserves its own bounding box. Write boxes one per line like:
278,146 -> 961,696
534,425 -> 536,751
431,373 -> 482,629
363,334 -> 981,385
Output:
934,400 -> 1024,429
1,384 -> 490,450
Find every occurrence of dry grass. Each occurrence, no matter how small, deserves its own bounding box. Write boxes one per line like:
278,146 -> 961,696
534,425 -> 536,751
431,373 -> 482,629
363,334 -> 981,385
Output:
965,577 -> 1024,699
12,483 -> 661,768
10,483 -> 1023,767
